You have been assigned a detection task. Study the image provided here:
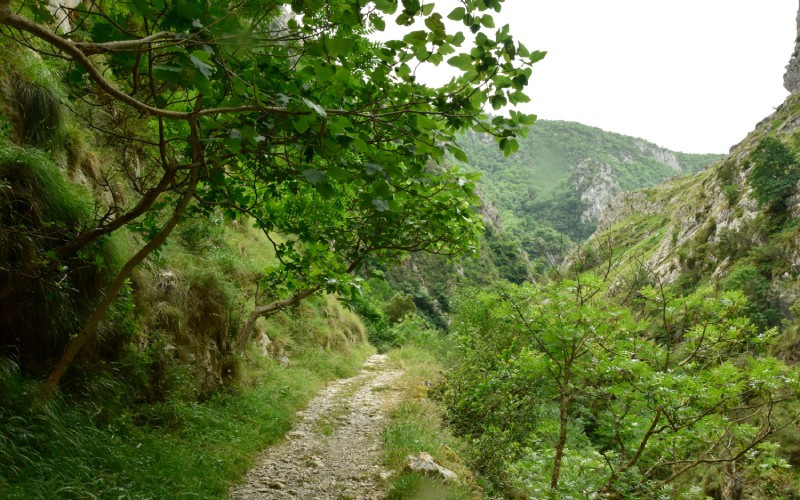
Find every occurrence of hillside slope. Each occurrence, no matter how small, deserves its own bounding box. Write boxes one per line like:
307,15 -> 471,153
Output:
460,120 -> 720,201
456,121 -> 722,269
573,84 -> 800,350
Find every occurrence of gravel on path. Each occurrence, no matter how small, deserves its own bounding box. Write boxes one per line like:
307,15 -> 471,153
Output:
230,354 -> 403,499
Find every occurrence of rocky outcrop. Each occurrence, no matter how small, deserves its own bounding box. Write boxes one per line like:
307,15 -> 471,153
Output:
584,85 -> 800,287
404,452 -> 458,481
785,1 -> 800,94
633,140 -> 682,172
572,159 -> 621,223
477,190 -> 504,230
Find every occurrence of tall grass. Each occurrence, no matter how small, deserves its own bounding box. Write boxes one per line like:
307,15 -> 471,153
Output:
0,42 -> 67,149
0,144 -> 133,375
12,79 -> 65,148
0,342 -> 374,498
382,332 -> 479,500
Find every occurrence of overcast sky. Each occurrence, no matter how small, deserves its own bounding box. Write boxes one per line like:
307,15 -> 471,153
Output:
382,1 -> 798,154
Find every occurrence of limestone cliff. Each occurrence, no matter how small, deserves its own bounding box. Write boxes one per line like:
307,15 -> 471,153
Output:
785,0 -> 800,94
571,159 -> 621,223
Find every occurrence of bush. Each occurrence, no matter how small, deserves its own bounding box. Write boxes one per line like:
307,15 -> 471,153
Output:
748,137 -> 800,212
385,292 -> 417,323
722,264 -> 781,329
723,184 -> 739,205
441,279 -> 797,498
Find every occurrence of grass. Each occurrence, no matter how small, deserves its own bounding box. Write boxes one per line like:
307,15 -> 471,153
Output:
0,342 -> 374,499
382,343 -> 479,500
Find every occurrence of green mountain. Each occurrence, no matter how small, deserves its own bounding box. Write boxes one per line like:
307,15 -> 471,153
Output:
460,120 -> 720,199
456,120 -> 723,271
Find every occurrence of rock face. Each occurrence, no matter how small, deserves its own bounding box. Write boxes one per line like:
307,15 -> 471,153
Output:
578,86 -> 800,291
572,159 -> 622,223
633,140 -> 682,172
477,190 -> 504,230
785,1 -> 800,94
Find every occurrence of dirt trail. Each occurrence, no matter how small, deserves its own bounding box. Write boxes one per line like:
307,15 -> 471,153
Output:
231,354 -> 403,499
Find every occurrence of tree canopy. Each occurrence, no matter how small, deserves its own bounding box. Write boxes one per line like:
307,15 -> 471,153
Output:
0,0 -> 540,391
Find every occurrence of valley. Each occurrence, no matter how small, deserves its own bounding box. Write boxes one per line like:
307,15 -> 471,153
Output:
0,1 -> 799,499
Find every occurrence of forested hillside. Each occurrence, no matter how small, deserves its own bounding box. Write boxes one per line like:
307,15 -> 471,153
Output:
1,1 -> 799,499
456,121 -> 723,270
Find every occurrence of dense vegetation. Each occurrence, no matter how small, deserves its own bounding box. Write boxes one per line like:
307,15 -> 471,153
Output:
0,0 -> 532,497
482,94 -> 800,498
441,275 -> 798,497
0,0 -> 798,499
0,0 -> 539,394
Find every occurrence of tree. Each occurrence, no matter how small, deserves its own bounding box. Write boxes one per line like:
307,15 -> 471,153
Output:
0,0 -> 541,393
748,137 -> 800,212
444,272 -> 800,497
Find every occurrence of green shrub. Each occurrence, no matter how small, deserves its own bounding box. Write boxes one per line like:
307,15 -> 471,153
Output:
723,184 -> 739,205
442,280 -> 796,498
386,292 -> 417,323
723,264 -> 781,329
748,137 -> 800,212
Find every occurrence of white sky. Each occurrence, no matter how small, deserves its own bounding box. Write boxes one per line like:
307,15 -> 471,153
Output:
380,1 -> 798,154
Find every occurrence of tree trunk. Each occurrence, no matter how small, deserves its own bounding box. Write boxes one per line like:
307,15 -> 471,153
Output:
41,169 -> 199,395
722,461 -> 743,500
550,389 -> 569,489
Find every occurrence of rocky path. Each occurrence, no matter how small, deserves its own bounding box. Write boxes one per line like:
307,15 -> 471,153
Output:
231,354 -> 403,499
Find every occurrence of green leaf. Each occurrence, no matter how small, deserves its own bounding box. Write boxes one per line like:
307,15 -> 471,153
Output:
403,30 -> 427,44
375,0 -> 398,13
451,147 -> 469,163
302,168 -> 327,184
189,54 -> 213,78
294,116 -> 311,134
447,7 -> 466,21
328,37 -> 356,57
371,15 -> 386,31
365,162 -> 384,176
490,94 -> 507,110
530,50 -> 548,63
327,165 -> 350,181
447,54 -> 473,70
301,98 -> 327,118
372,199 -> 390,212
